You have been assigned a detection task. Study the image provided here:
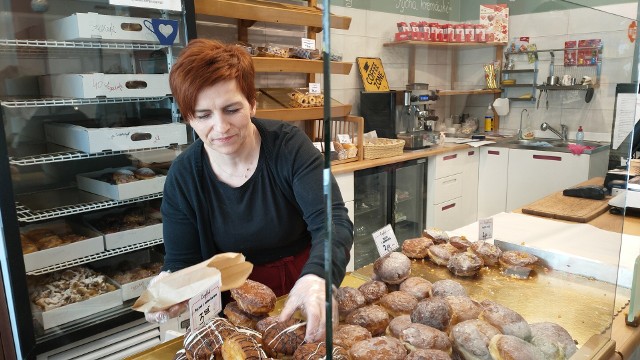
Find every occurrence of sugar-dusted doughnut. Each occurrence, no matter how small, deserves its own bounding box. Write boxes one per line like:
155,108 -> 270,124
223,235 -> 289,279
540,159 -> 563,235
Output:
334,324 -> 372,350
336,286 -> 366,320
446,296 -> 482,325
530,322 -> 578,359
430,279 -> 467,298
345,304 -> 390,336
134,167 -> 156,180
447,252 -> 483,277
373,252 -> 411,285
387,314 -> 412,338
349,336 -> 407,360
422,228 -> 449,244
427,243 -> 460,266
231,279 -> 276,315
469,241 -> 501,267
402,237 -> 433,259
405,349 -> 452,360
489,334 -> 545,360
399,277 -> 432,300
411,297 -> 452,332
378,291 -> 418,317
479,299 -> 531,341
450,319 -> 501,360
399,323 -> 452,353
358,280 -> 388,304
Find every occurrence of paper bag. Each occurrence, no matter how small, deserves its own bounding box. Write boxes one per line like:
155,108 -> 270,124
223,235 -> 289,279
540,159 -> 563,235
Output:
132,252 -> 253,313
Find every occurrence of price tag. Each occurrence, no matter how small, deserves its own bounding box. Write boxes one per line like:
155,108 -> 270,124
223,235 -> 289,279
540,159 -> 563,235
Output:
337,134 -> 352,144
188,279 -> 222,332
312,142 -> 323,152
329,142 -> 335,152
308,83 -> 321,94
478,217 -> 493,241
372,224 -> 399,257
301,38 -> 316,50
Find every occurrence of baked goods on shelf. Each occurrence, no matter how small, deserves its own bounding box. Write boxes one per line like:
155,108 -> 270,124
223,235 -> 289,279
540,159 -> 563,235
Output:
399,276 -> 432,300
220,331 -> 267,359
373,252 -> 411,284
430,279 -> 468,298
402,237 -> 433,259
489,334 -> 546,360
405,349 -> 452,360
261,318 -> 306,358
480,299 -> 532,341
336,286 -> 366,320
469,241 -> 502,267
446,296 -> 483,325
345,304 -> 390,336
530,322 -> 578,359
378,291 -> 418,317
224,301 -> 268,329
410,297 -> 452,332
447,252 -> 484,277
107,260 -> 162,284
357,280 -> 388,304
422,227 -> 449,244
95,166 -> 160,185
499,250 -> 539,279
183,317 -> 236,359
90,206 -> 162,235
399,323 -> 451,353
450,319 -> 501,360
387,314 -> 412,338
448,235 -> 472,251
21,224 -> 89,253
427,243 -> 460,266
349,336 -> 407,360
292,342 -> 350,360
334,324 -> 372,350
230,279 -> 277,315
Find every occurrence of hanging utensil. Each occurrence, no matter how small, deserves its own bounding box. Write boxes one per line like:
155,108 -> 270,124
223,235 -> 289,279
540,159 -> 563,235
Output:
585,87 -> 594,103
536,88 -> 542,109
545,88 -> 549,110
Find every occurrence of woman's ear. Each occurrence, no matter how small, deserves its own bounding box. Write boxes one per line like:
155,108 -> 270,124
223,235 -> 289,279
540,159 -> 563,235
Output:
250,100 -> 257,117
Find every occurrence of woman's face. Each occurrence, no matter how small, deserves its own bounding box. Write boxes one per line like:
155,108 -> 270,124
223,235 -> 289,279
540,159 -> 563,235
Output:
189,79 -> 256,156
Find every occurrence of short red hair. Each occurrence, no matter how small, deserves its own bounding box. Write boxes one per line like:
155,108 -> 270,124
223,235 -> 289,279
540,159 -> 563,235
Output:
169,39 -> 256,122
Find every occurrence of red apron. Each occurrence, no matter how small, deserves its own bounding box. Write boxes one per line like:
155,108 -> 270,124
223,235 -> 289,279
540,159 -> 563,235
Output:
248,245 -> 311,297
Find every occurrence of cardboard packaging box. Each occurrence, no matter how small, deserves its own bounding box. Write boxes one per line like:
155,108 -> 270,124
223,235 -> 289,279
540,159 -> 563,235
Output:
39,73 -> 171,99
44,121 -> 187,154
22,220 -> 104,273
77,167 -> 166,200
45,13 -> 179,44
84,208 -> 163,250
480,4 -> 509,43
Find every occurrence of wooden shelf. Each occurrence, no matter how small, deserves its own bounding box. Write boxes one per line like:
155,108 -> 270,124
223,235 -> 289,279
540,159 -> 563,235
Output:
383,41 -> 507,48
252,57 -> 352,74
439,89 -> 501,96
256,104 -> 352,121
194,0 -> 351,30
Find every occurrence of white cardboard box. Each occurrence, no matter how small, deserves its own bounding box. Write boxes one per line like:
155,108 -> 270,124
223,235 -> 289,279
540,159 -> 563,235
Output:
119,277 -> 153,301
45,13 -> 178,43
39,73 -> 171,98
84,210 -> 163,250
77,167 -> 166,200
44,121 -> 187,154
33,282 -> 122,330
22,220 -> 104,273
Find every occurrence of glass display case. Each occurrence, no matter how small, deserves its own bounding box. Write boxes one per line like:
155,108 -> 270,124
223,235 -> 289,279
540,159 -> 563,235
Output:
0,0 -> 195,358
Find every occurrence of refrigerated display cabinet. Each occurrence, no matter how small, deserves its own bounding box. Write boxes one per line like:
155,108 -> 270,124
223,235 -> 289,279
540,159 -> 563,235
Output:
0,0 -> 195,358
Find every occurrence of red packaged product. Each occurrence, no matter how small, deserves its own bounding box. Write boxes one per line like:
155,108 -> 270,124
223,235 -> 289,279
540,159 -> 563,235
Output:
397,22 -> 409,32
464,24 -> 475,42
475,24 -> 486,42
429,22 -> 439,41
435,24 -> 444,42
577,39 -> 601,66
564,40 -> 577,66
419,21 -> 430,41
444,23 -> 454,42
454,24 -> 464,42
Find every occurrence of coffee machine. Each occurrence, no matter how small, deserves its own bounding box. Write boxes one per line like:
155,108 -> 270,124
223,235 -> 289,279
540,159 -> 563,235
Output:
396,83 -> 439,150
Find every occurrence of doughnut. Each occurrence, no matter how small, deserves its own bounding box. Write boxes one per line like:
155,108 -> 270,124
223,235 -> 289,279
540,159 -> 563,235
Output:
231,279 -> 276,315
387,314 -> 412,338
358,280 -> 388,304
172,348 -> 188,360
345,304 -> 390,336
499,250 -> 538,268
469,241 -> 501,267
530,322 -> 578,359
21,239 -> 38,254
134,167 -> 156,180
431,279 -> 467,298
220,331 -> 267,360
224,301 -> 267,329
37,235 -> 64,249
411,297 -> 452,332
447,252 -> 483,277
422,228 -> 449,244
183,317 -> 235,359
479,299 -> 531,341
308,95 -> 317,105
256,316 -> 280,334
405,349 -> 452,360
373,252 -> 412,285
489,334 -> 546,360
399,277 -> 432,300
446,296 -> 482,325
399,323 -> 452,353
123,207 -> 145,224
336,287 -> 366,320
378,291 -> 418,317
402,237 -> 433,259
261,318 -> 306,358
24,228 -> 55,241
427,243 -> 460,266
349,336 -> 407,360
292,342 -> 350,360
112,169 -> 137,184
334,324 -> 372,350
448,236 -> 472,251
450,319 -> 501,360
60,233 -> 87,243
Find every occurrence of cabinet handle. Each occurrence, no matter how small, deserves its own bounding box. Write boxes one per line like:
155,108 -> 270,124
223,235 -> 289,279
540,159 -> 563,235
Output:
126,80 -> 148,89
468,151 -> 475,156
131,132 -> 152,141
532,154 -> 562,161
442,203 -> 456,211
488,150 -> 500,155
442,178 -> 457,185
443,154 -> 457,161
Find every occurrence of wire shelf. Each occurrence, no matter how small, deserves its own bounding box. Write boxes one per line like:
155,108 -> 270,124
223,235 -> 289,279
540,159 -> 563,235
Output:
0,39 -> 167,57
10,146 -> 174,166
1,96 -> 170,108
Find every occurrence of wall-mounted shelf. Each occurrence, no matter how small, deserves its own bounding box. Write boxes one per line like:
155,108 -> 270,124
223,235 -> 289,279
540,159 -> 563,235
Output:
439,89 -> 502,96
537,84 -> 597,91
383,41 -> 507,48
253,57 -> 352,74
256,104 -> 352,121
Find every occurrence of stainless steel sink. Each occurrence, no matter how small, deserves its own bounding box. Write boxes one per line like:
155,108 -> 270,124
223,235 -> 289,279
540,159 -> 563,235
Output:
497,138 -> 609,154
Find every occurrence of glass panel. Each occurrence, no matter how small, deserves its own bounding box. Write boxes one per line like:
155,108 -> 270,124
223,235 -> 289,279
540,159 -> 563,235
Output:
353,168 -> 389,269
394,161 -> 426,241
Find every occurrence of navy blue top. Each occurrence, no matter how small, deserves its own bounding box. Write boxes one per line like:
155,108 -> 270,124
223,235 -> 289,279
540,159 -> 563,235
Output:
160,118 -> 353,287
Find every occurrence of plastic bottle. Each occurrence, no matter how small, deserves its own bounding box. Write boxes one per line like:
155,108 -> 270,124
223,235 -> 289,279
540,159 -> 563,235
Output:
576,125 -> 584,144
484,106 -> 494,133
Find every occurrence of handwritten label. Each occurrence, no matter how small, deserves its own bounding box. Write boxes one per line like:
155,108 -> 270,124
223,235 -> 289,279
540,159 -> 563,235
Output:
373,224 -> 399,257
92,79 -> 124,93
301,38 -> 316,50
478,217 -> 493,241
189,280 -> 221,332
110,0 -> 181,11
337,134 -> 352,144
309,83 -> 321,94
91,23 -> 117,35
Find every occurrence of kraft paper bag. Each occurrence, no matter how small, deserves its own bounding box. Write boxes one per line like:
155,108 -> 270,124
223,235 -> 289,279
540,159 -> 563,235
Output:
132,252 -> 253,313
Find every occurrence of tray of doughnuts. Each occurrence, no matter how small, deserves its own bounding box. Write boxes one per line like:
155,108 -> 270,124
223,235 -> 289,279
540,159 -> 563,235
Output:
83,205 -> 162,250
76,166 -> 166,200
288,88 -> 324,108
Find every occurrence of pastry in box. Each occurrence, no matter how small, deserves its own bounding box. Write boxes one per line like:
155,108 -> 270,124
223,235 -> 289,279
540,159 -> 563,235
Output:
84,205 -> 163,250
77,166 -> 166,200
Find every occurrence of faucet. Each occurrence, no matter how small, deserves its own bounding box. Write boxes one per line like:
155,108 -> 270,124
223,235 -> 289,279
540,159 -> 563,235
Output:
540,122 -> 568,141
517,109 -> 528,139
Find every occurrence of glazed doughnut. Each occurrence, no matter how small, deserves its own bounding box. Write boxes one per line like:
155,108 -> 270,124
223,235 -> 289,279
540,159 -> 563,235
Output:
422,228 -> 449,244
224,301 -> 267,329
448,236 -> 472,251
358,280 -> 388,304
373,252 -> 412,285
499,250 -> 538,268
402,237 -> 433,259
112,169 -> 137,184
447,252 -> 483,277
172,348 -> 188,360
134,167 -> 156,180
292,342 -> 350,360
378,291 -> 418,317
349,336 -> 407,360
530,322 -> 578,359
479,299 -> 531,341
446,296 -> 482,325
450,319 -> 501,360
405,349 -> 452,360
387,314 -> 412,338
489,334 -> 545,360
221,331 -> 267,360
399,323 -> 452,353
256,316 -> 280,334
410,297 -> 452,332
333,324 -> 372,350
469,241 -> 501,267
399,277 -> 432,300
261,318 -> 306,358
345,304 -> 390,336
336,286 -> 366,320
427,243 -> 460,266
231,279 -> 276,315
430,280 -> 467,298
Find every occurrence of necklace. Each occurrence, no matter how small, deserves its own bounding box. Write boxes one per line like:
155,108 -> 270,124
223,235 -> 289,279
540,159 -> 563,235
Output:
215,162 -> 254,179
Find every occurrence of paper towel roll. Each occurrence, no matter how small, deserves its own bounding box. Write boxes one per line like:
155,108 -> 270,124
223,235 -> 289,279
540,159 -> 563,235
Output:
493,98 -> 510,116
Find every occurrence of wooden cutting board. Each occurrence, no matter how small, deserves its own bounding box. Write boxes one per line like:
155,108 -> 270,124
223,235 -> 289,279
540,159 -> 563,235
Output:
521,179 -> 610,223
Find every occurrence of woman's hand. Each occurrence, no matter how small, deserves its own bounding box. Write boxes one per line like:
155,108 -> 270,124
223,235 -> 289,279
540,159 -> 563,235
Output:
144,271 -> 188,323
278,274 -> 338,342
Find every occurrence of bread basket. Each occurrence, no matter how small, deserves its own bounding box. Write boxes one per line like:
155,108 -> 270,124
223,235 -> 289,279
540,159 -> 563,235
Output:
363,138 -> 405,160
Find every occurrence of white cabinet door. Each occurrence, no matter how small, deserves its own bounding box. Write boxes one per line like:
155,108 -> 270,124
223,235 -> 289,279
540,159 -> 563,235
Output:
478,147 -> 509,218
506,149 -> 590,211
460,149 -> 479,225
335,172 -> 354,202
432,197 -> 463,231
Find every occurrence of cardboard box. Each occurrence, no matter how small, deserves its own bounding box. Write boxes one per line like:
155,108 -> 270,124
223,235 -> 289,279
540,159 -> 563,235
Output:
44,121 -> 187,154
22,220 -> 104,273
77,167 -> 166,200
33,281 -> 122,330
84,209 -> 163,250
45,13 -> 178,43
39,73 -> 171,98
480,4 -> 509,43
119,277 -> 153,301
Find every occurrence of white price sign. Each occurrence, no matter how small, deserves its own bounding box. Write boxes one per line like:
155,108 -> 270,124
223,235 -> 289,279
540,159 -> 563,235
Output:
301,38 -> 316,50
312,142 -> 323,152
478,217 -> 493,240
308,83 -> 322,94
337,134 -> 352,144
372,224 -> 399,257
188,279 -> 222,332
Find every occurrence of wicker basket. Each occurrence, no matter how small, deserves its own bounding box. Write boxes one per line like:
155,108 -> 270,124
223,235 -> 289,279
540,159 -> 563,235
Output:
363,138 -> 405,160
